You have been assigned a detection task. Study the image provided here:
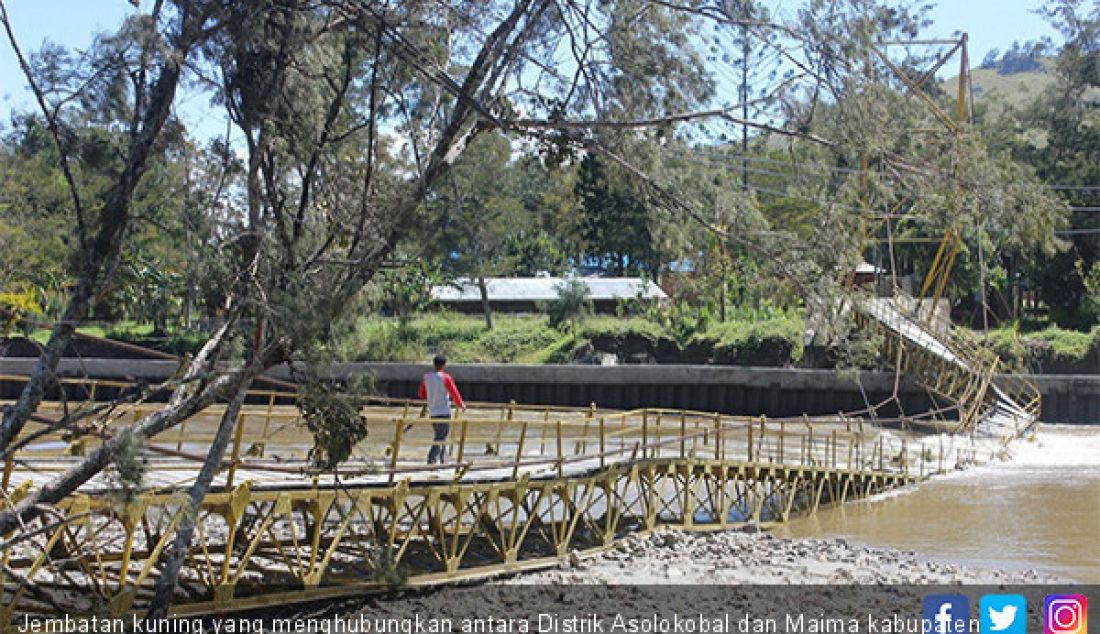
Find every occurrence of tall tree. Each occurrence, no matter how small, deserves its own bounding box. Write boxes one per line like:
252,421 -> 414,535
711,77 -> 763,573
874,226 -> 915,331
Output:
0,0 -> 217,449
574,154 -> 660,276
428,132 -> 526,329
0,0 -> 987,616
1015,0 -> 1100,328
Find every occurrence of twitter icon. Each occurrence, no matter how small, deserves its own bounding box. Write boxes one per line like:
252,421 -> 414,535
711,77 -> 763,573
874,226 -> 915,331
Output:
981,594 -> 1028,634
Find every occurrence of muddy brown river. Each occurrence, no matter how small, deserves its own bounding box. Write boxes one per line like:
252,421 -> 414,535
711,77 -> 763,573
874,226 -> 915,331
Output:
773,424 -> 1100,582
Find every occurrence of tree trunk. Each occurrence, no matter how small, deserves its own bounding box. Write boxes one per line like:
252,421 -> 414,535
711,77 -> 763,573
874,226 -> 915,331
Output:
0,280 -> 92,449
478,275 -> 493,330
0,319 -> 240,535
145,371 -> 254,619
0,4 -> 207,453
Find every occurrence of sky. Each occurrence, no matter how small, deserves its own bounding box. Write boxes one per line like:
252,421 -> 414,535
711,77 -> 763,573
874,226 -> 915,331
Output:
0,0 -> 1064,139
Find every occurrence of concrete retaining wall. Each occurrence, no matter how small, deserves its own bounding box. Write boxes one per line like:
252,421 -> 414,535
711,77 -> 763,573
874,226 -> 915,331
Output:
1,359 -> 1096,424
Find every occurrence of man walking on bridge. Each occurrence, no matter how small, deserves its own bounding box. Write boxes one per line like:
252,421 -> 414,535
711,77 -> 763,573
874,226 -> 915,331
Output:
418,355 -> 466,464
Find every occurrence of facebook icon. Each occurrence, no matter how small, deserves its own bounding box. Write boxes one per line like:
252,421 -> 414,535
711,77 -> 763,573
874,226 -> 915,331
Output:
924,595 -> 971,634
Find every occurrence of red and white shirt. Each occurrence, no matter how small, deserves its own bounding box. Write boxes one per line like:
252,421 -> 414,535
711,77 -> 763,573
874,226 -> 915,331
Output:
418,370 -> 465,417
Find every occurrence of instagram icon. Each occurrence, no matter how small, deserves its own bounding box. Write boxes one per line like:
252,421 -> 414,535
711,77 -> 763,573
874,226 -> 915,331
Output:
1045,595 -> 1088,634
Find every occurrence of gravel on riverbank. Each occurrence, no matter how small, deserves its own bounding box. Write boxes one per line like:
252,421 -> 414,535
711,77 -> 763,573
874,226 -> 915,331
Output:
257,530 -> 1065,632
501,528 -> 1063,586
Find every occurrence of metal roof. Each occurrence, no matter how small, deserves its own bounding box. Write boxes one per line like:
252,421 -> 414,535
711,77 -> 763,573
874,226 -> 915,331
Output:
431,277 -> 667,302
855,260 -> 885,274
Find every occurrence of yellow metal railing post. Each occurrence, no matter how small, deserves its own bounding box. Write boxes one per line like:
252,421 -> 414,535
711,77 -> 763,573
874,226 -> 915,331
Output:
679,412 -> 686,458
599,417 -> 606,469
539,408 -> 549,457
654,412 -> 662,459
1,455 -> 13,492
389,418 -> 404,485
747,420 -> 754,464
512,419 -> 529,480
556,419 -> 564,479
455,416 -> 468,480
175,417 -> 189,452
225,411 -> 246,490
806,421 -> 813,465
713,413 -> 721,461
778,420 -> 785,464
258,392 -> 276,456
759,416 -> 766,462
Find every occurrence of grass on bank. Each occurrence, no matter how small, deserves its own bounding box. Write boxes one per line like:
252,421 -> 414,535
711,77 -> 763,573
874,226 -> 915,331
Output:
328,310 -> 806,365
21,321 -> 209,356
16,311 -> 1094,369
968,324 -> 1100,372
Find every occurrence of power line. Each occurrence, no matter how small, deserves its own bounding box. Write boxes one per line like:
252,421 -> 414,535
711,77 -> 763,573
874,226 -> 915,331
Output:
1056,228 -> 1100,236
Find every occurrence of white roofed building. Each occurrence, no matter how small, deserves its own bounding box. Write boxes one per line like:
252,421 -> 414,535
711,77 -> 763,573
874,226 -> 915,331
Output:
430,277 -> 667,314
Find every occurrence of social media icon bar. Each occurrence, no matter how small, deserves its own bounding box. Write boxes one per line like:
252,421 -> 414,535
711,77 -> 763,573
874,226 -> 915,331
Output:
981,594 -> 1027,634
1045,595 -> 1088,634
925,595 -> 971,634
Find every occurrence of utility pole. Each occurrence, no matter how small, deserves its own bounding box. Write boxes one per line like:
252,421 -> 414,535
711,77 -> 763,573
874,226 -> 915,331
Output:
741,23 -> 749,192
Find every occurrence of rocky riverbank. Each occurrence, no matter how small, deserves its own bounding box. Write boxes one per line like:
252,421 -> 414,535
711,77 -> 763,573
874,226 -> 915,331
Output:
277,530 -> 1065,633
501,528 -> 1063,585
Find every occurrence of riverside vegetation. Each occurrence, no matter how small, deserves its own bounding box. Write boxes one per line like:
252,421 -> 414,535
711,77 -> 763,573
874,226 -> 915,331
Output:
11,310 -> 1097,372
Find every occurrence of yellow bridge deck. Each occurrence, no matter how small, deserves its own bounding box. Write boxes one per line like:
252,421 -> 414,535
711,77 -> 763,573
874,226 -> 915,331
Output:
0,372 -> 1030,620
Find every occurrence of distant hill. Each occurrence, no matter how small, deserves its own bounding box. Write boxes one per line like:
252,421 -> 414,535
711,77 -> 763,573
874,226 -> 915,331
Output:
946,58 -> 1055,112
971,60 -> 1054,106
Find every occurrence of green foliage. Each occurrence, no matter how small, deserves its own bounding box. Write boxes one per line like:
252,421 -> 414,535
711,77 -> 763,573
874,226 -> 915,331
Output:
991,0 -> 1100,329
831,328 -> 888,379
105,430 -> 147,509
688,310 -> 806,366
101,322 -> 207,355
977,323 -> 1099,372
0,288 -> 44,336
104,322 -> 156,340
334,314 -> 559,363
574,155 -> 659,276
371,550 -> 409,588
544,279 -> 592,331
112,258 -> 185,335
329,308 -> 808,367
523,333 -> 585,364
297,376 -> 372,470
453,320 -> 561,363
376,264 -> 439,326
1076,259 -> 1100,325
580,316 -> 668,342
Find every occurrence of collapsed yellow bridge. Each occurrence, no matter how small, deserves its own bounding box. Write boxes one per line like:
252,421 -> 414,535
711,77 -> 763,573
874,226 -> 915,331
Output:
0,298 -> 1040,619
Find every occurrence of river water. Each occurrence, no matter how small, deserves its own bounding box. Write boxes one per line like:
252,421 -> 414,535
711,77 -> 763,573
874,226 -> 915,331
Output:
773,424 -> 1100,583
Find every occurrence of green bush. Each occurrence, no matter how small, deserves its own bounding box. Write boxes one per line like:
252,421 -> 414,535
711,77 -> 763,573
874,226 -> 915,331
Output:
579,316 -> 668,341
688,313 -> 805,365
339,319 -> 423,362
981,324 -> 1098,372
578,316 -> 677,362
522,332 -> 584,364
544,279 -> 592,331
472,320 -> 559,362
322,309 -> 808,366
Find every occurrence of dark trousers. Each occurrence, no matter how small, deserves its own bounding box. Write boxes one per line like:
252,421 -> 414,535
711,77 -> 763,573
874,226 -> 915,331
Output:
428,415 -> 451,464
